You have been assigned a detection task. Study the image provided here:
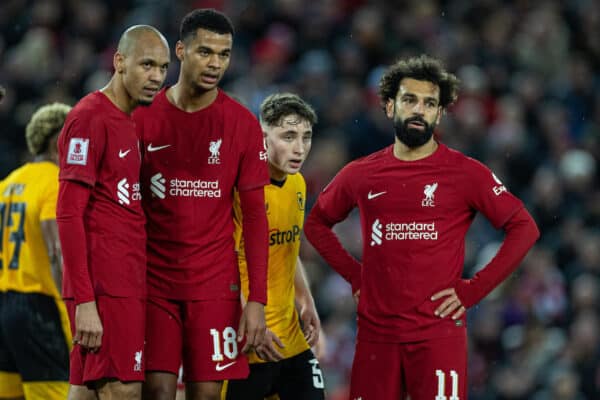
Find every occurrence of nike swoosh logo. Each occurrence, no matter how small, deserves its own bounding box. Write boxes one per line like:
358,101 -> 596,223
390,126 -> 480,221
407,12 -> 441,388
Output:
147,143 -> 171,152
215,361 -> 236,371
119,149 -> 131,158
367,191 -> 386,200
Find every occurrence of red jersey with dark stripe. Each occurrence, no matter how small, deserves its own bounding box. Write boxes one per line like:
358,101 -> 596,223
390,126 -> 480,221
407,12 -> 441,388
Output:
313,143 -> 524,342
58,91 -> 146,299
133,89 -> 269,300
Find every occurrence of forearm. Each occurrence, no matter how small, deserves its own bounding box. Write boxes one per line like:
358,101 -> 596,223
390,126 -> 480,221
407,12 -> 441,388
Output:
455,207 -> 540,307
239,187 -> 268,304
294,257 -> 316,309
41,219 -> 62,295
304,204 -> 362,293
56,180 -> 95,304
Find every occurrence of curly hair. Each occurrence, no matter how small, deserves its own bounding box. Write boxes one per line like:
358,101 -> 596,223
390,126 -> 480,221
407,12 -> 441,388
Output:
25,102 -> 71,156
180,8 -> 234,42
260,93 -> 318,127
378,55 -> 459,109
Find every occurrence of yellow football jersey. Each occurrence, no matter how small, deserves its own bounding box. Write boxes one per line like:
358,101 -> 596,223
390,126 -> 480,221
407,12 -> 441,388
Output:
0,162 -> 61,297
234,173 -> 310,363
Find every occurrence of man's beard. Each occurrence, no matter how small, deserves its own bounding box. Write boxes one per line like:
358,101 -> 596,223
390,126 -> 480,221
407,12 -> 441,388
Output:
137,99 -> 153,107
394,116 -> 435,148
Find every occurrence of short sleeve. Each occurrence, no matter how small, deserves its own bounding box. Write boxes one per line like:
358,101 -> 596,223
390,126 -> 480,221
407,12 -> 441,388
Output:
58,114 -> 106,187
236,118 -> 269,192
460,158 -> 523,229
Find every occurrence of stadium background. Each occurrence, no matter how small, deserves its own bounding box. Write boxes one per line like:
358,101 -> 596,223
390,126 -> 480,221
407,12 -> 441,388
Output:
1,0 -> 599,399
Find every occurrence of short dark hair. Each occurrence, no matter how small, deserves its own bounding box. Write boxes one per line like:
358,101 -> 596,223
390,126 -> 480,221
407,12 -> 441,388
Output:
379,55 -> 459,109
180,9 -> 234,42
260,93 -> 318,127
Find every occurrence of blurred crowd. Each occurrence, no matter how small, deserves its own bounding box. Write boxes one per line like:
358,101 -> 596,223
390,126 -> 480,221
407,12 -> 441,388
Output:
1,0 -> 599,399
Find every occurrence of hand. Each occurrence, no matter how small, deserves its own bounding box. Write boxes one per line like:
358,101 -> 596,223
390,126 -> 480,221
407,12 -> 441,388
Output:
237,301 -> 266,354
353,289 -> 360,305
74,301 -> 103,352
312,328 -> 327,360
299,302 -> 321,347
431,288 -> 466,320
255,329 -> 285,362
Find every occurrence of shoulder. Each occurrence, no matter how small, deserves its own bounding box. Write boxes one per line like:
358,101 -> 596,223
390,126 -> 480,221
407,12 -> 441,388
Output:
66,92 -> 108,128
219,91 -> 259,124
438,144 -> 495,185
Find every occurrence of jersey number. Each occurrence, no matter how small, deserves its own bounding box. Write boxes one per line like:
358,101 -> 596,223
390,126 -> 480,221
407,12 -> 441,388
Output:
0,202 -> 26,270
309,358 -> 325,389
210,327 -> 238,361
435,369 -> 460,400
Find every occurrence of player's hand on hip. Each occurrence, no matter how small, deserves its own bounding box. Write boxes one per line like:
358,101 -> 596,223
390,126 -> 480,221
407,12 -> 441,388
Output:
255,329 -> 285,362
74,300 -> 103,352
431,288 -> 466,320
238,301 -> 266,354
299,303 -> 321,347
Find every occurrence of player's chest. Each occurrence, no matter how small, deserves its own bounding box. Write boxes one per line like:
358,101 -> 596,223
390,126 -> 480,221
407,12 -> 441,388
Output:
265,188 -> 305,230
358,172 -> 467,218
142,118 -> 236,173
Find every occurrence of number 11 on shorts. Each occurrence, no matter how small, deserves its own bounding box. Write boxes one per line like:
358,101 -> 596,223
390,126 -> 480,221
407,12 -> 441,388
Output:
435,369 -> 459,400
210,327 -> 238,362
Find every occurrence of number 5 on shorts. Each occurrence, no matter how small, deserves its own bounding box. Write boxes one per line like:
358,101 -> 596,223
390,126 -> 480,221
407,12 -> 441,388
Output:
210,327 -> 238,362
435,369 -> 459,400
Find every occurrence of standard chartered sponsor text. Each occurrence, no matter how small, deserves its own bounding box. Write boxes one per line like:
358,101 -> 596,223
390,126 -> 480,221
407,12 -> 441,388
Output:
170,178 -> 221,198
385,221 -> 438,240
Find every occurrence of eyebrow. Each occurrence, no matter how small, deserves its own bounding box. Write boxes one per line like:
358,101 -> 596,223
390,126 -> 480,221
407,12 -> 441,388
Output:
401,93 -> 439,103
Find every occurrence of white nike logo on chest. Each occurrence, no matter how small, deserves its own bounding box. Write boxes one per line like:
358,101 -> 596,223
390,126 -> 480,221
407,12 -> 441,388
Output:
147,143 -> 171,152
367,191 -> 386,200
119,149 -> 131,158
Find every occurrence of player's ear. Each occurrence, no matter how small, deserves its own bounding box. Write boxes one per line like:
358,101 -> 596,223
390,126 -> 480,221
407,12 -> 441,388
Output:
385,98 -> 395,119
114,52 -> 125,74
175,40 -> 185,62
435,106 -> 443,124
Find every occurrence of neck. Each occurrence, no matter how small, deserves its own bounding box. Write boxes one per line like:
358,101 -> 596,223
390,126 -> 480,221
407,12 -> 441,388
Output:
33,154 -> 55,164
269,163 -> 287,182
101,77 -> 136,114
393,138 -> 438,161
167,80 -> 218,112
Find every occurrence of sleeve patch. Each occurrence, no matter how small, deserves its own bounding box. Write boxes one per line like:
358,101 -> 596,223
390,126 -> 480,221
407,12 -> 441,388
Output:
66,138 -> 89,165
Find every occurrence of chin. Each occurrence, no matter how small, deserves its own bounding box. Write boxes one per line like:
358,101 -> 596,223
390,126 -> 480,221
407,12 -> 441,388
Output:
137,98 -> 153,107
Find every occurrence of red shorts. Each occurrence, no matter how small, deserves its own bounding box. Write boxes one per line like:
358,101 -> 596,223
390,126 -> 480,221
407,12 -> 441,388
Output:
350,333 -> 467,400
65,296 -> 145,386
145,297 -> 248,382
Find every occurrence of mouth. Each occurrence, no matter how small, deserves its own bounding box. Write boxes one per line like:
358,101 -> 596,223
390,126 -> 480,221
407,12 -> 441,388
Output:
200,73 -> 219,85
288,159 -> 303,169
142,87 -> 159,97
406,120 -> 426,130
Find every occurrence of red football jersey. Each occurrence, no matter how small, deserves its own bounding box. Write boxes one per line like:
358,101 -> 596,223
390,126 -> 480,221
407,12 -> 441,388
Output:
58,91 -> 146,299
313,143 -> 524,342
132,89 -> 269,300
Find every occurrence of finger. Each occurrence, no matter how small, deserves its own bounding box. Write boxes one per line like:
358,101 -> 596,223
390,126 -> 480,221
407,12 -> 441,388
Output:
262,344 -> 284,361
73,331 -> 82,345
242,329 -> 257,353
431,288 -> 454,301
452,306 -> 466,320
79,331 -> 91,349
237,315 -> 247,342
434,297 -> 456,316
306,331 -> 317,347
272,333 -> 285,349
312,328 -> 320,346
